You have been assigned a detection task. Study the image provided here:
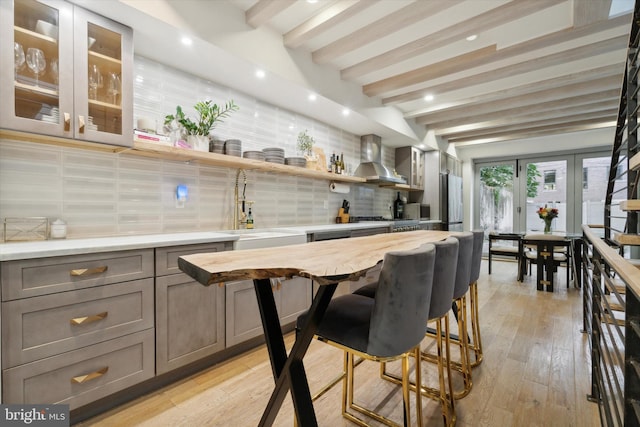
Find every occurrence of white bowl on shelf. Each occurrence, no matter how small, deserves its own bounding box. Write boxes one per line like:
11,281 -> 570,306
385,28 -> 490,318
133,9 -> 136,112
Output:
88,37 -> 96,49
35,20 -> 57,39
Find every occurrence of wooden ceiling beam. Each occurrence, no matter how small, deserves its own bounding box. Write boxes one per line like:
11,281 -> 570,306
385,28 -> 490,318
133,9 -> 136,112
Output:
341,0 -> 562,80
434,102 -> 618,135
404,66 -> 623,118
311,0 -> 462,65
574,0 -> 613,26
442,110 -> 618,140
363,45 -> 497,97
382,35 -> 626,103
284,0 -> 370,48
246,0 -> 296,28
414,81 -> 621,125
377,13 -> 630,102
449,121 -> 616,145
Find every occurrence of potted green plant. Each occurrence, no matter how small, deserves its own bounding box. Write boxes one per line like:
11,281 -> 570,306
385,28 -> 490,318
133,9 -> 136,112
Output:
297,129 -> 316,158
164,100 -> 239,151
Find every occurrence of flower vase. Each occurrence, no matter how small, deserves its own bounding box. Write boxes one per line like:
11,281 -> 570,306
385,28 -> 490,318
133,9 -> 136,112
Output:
543,219 -> 552,234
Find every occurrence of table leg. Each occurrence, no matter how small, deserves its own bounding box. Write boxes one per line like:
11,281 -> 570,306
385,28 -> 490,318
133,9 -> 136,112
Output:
254,279 -> 337,427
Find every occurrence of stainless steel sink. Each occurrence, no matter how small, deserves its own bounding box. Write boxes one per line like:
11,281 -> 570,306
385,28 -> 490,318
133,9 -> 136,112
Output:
227,229 -> 307,250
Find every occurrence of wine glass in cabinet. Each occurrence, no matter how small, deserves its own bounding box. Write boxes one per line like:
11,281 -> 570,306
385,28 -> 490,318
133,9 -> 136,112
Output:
0,0 -> 132,146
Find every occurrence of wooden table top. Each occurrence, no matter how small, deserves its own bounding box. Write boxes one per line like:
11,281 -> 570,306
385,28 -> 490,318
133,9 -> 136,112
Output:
178,230 -> 452,286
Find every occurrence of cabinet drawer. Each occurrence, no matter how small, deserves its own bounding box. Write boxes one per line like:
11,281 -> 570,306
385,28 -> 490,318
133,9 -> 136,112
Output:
2,279 -> 154,368
3,329 -> 154,410
155,242 -> 231,277
1,249 -> 154,301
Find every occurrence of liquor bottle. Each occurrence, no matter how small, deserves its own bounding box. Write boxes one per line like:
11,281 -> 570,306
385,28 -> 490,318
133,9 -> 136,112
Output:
339,153 -> 344,174
393,192 -> 404,219
331,152 -> 337,173
246,208 -> 254,229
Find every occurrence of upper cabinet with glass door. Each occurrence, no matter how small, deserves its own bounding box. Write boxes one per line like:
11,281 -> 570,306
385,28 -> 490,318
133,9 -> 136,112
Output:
0,0 -> 132,146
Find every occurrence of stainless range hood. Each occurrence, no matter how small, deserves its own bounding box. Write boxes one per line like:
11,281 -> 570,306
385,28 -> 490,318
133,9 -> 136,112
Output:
353,134 -> 406,184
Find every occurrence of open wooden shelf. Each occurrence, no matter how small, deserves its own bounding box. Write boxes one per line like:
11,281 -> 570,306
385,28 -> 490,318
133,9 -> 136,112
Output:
127,140 -> 366,183
0,130 -> 366,184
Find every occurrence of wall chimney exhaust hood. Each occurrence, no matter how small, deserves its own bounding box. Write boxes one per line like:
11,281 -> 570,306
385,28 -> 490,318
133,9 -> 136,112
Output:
354,134 -> 406,184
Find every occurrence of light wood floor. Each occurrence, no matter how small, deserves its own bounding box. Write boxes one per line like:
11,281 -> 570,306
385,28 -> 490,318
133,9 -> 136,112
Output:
76,260 -> 600,426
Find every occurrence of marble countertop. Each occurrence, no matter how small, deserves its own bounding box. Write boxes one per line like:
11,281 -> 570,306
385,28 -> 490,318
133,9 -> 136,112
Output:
0,221 -> 416,261
0,231 -> 241,261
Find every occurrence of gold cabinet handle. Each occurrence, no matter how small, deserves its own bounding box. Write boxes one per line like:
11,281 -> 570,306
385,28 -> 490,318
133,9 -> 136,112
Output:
64,112 -> 71,131
78,115 -> 85,133
70,266 -> 108,276
71,366 -> 108,384
70,311 -> 108,325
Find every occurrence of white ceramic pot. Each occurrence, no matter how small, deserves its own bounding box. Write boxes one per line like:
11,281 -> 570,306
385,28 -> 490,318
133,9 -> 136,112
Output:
187,135 -> 210,152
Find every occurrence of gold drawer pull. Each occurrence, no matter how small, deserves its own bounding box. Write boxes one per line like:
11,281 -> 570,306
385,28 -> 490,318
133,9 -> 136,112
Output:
70,311 -> 108,325
71,366 -> 108,384
70,266 -> 108,276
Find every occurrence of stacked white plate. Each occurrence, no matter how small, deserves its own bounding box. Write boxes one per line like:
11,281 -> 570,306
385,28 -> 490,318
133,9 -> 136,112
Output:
243,150 -> 265,161
210,139 -> 225,154
263,147 -> 285,164
224,139 -> 242,157
87,116 -> 98,131
285,157 -> 307,168
36,105 -> 60,123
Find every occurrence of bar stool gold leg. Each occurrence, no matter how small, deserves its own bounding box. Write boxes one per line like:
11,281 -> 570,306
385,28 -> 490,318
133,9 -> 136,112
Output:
469,280 -> 483,367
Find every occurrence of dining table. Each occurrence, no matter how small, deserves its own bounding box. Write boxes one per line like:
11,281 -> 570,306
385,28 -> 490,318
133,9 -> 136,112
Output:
178,229 -> 451,427
519,231 -> 583,291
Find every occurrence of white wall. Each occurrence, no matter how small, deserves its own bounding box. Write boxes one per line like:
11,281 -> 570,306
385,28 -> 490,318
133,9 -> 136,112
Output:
0,56 -> 400,240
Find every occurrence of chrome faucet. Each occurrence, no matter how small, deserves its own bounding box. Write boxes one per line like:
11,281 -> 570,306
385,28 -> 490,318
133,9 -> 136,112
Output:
233,169 -> 247,229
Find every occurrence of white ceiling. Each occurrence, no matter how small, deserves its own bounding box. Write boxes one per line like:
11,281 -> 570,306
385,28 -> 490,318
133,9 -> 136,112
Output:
74,0 -> 633,155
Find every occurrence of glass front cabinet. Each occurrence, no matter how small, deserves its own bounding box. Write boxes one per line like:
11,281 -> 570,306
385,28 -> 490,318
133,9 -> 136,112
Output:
0,0 -> 133,146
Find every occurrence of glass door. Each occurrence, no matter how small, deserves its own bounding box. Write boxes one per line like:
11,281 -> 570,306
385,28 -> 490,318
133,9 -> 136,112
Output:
519,157 -> 571,233
577,153 -> 625,234
1,0 -> 74,136
475,161 -> 519,233
73,6 -> 132,145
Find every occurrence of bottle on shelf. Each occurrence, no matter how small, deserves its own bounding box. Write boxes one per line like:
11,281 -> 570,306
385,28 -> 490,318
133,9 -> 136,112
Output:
246,208 -> 254,229
393,192 -> 404,219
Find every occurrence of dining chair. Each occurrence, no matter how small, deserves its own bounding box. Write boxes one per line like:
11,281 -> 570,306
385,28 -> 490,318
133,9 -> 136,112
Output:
297,243 -> 437,427
522,234 -> 570,292
488,232 -> 523,275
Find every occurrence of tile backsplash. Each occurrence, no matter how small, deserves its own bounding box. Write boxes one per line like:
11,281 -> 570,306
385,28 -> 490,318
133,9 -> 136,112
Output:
0,56 -> 398,240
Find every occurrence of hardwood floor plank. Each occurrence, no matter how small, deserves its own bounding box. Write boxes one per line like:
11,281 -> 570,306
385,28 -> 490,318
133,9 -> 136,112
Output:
76,260 -> 600,427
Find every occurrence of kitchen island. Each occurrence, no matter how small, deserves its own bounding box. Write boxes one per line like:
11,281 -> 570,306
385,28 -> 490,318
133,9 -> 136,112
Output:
178,230 -> 451,426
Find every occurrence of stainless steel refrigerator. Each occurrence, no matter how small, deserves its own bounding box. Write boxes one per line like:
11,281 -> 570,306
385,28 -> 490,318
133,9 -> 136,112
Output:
440,173 -> 463,231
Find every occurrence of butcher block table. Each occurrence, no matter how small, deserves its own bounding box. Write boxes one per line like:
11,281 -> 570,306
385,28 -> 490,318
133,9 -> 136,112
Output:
178,230 -> 451,426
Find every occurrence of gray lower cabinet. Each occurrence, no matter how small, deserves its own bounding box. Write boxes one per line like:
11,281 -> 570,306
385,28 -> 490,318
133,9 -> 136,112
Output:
0,249 -> 155,410
154,242 -> 231,374
155,274 -> 225,374
225,277 -> 312,347
3,329 -> 154,409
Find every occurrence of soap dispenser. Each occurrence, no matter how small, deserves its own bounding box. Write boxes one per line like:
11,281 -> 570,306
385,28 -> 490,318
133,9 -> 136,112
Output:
246,208 -> 254,229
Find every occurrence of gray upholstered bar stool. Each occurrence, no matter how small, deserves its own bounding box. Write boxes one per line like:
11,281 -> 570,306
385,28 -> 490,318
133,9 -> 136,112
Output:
297,244 -> 437,427
422,232 -> 474,400
380,237 -> 459,426
468,230 -> 485,367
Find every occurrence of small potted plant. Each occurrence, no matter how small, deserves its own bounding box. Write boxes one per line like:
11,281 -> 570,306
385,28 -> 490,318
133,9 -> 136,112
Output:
164,100 -> 239,151
297,129 -> 318,168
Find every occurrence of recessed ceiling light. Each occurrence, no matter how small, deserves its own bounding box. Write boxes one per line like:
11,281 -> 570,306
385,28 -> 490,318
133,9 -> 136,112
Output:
308,93 -> 317,101
307,0 -> 318,3
418,144 -> 426,149
424,94 -> 434,102
254,112 -> 259,118
466,34 -> 478,41
255,69 -> 266,79
181,36 -> 192,46
342,108 -> 350,116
